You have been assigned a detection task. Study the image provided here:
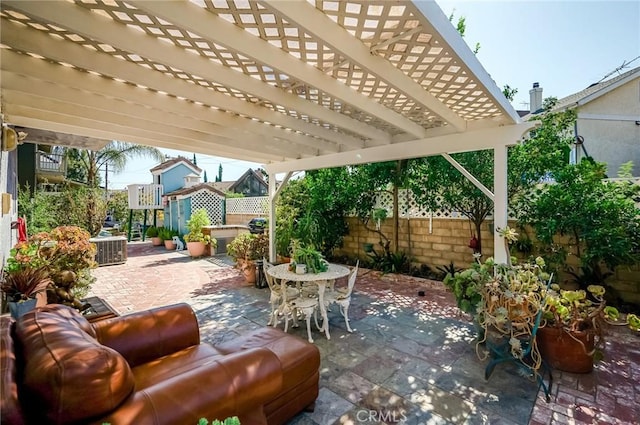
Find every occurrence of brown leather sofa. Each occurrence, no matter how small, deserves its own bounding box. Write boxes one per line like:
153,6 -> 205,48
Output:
1,303 -> 320,425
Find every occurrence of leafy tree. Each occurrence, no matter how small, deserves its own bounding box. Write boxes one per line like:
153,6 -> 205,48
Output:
409,151 -> 494,253
449,10 -> 480,54
349,161 -> 413,255
18,183 -> 59,234
408,101 -> 576,254
65,141 -> 164,188
61,141 -> 163,235
519,159 -> 640,297
17,184 -> 107,236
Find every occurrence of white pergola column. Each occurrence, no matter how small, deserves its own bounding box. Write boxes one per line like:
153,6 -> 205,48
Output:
493,144 -> 509,264
267,171 -> 293,263
268,176 -> 277,263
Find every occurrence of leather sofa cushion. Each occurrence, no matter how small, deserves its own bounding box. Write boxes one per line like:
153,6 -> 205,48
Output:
1,318 -> 24,425
216,327 -> 320,393
16,305 -> 135,425
132,344 -> 223,390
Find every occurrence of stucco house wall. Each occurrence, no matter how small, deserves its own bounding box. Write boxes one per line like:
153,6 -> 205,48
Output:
0,149 -> 18,270
577,78 -> 640,177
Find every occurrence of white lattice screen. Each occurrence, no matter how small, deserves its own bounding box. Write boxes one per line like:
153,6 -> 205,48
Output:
226,197 -> 269,216
372,190 -> 520,220
191,190 -> 225,225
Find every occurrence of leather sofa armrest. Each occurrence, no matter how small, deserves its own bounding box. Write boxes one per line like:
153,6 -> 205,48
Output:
91,348 -> 283,425
92,303 -> 200,366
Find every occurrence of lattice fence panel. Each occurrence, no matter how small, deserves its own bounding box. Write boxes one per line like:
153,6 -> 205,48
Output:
370,190 -> 521,220
191,190 -> 224,225
226,197 -> 269,216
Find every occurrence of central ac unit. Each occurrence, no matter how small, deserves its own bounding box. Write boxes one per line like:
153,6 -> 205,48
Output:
90,236 -> 127,266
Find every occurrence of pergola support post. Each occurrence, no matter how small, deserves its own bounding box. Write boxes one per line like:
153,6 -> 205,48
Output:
268,171 -> 293,263
493,144 -> 509,264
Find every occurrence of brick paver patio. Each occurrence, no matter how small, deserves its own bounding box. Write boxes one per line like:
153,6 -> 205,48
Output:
87,242 -> 638,424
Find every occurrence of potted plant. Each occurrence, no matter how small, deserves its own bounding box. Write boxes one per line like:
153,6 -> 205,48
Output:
537,284 -> 625,373
293,244 -> 328,274
443,255 -> 487,321
160,228 -> 176,250
146,226 -> 163,246
184,209 -> 214,257
473,255 -> 551,376
1,240 -> 52,318
227,233 -> 268,283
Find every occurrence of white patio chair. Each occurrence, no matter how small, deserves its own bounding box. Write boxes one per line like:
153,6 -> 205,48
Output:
285,293 -> 321,343
263,261 -> 299,327
323,261 -> 359,333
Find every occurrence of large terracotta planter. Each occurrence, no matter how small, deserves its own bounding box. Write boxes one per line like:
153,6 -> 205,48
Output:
186,241 -> 207,258
238,259 -> 257,284
537,326 -> 596,373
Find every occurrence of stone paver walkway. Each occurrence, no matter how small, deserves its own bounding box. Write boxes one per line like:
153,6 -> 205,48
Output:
87,242 -> 638,424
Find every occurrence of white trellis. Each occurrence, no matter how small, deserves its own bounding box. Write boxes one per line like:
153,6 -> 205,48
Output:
190,190 -> 224,224
372,189 -> 519,220
226,196 -> 268,216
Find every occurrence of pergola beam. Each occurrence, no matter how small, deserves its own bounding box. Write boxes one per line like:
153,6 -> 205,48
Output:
264,0 -> 468,135
4,103 -> 284,163
130,0 -> 396,144
265,122 -> 537,174
0,17 -> 354,152
4,1 -> 377,149
0,50 -> 334,156
2,73 -> 317,159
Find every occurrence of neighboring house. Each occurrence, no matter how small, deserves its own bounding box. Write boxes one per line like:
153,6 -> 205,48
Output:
164,181 -> 226,235
524,66 -> 640,177
211,168 -> 268,197
17,143 -> 68,193
151,160 -> 268,233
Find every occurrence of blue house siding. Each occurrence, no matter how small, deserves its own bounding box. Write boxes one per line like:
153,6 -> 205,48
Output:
161,164 -> 198,193
179,197 -> 192,234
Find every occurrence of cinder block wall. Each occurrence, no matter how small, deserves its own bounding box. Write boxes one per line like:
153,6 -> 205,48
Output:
337,217 -> 640,306
337,217 -> 492,269
225,213 -> 266,225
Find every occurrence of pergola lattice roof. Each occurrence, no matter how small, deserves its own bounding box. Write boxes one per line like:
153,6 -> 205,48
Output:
0,0 -> 529,175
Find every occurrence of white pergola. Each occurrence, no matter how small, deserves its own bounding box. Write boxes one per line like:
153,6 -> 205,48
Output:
0,0 -> 535,263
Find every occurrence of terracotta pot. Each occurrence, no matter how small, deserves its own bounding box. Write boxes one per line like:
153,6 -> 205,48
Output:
151,237 -> 163,246
164,240 -> 176,250
238,259 -> 257,283
186,241 -> 207,258
537,326 -> 595,373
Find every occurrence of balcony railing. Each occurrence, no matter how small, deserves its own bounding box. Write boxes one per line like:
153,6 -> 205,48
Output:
36,151 -> 66,175
127,184 -> 164,210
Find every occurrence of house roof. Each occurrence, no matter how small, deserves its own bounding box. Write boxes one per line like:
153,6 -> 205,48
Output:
555,65 -> 640,111
0,0 -> 529,176
209,181 -> 235,194
523,66 -> 640,120
228,168 -> 267,192
149,157 -> 202,174
165,182 -> 225,197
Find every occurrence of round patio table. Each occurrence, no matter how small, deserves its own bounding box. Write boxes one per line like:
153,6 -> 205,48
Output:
267,263 -> 350,341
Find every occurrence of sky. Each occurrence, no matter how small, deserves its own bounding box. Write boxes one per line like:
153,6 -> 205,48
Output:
108,0 -> 640,189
